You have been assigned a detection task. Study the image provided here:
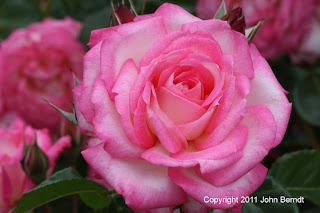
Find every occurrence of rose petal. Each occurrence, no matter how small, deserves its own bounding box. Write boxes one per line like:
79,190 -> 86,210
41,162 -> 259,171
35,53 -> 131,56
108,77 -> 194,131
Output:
81,137 -> 103,150
139,31 -> 189,67
1,161 -> 26,208
113,59 -> 156,149
181,196 -> 209,213
196,151 -> 244,174
1,166 -> 12,208
148,108 -> 184,153
131,48 -> 192,113
143,207 -> 175,213
182,20 -> 254,79
0,130 -> 20,158
180,54 -> 222,101
174,125 -> 248,161
100,17 -> 167,98
91,76 -> 144,158
142,145 -> 198,168
156,86 -> 206,125
249,44 -> 261,61
168,164 -> 267,209
182,81 -> 202,99
204,105 -> 276,186
246,56 -> 291,147
82,143 -> 188,211
174,124 -> 248,173
87,27 -> 119,49
135,3 -> 201,33
79,42 -> 102,124
73,84 -> 95,136
206,76 -> 235,133
162,31 -> 222,67
177,103 -> 216,140
46,136 -> 71,170
195,99 -> 247,150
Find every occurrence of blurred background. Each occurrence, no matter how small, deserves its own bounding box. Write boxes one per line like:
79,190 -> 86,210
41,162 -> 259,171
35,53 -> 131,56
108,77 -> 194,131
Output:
0,0 -> 319,213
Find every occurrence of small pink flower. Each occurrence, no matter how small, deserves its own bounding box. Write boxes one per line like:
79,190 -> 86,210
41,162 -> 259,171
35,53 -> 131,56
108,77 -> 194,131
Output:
196,0 -> 317,60
0,118 -> 71,212
75,3 -> 291,212
0,17 -> 85,131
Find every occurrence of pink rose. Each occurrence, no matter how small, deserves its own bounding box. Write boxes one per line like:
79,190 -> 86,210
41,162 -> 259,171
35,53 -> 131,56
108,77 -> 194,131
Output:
75,3 -> 291,212
0,17 -> 85,131
196,0 -> 317,60
291,3 -> 320,64
0,118 -> 71,212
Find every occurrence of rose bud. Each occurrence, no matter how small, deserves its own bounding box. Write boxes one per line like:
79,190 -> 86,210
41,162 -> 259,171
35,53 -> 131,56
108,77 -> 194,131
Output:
110,3 -> 135,26
222,7 -> 246,35
21,136 -> 49,184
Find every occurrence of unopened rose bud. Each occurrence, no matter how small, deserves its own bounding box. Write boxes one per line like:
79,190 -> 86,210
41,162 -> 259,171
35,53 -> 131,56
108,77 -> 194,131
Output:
21,136 -> 49,184
222,7 -> 246,35
110,4 -> 135,27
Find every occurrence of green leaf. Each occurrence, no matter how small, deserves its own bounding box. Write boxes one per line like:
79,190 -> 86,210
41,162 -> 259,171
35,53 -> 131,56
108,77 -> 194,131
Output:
214,0 -> 227,19
106,194 -> 137,213
42,98 -> 78,126
293,71 -> 320,126
242,177 -> 299,213
13,168 -> 109,213
245,19 -> 264,43
79,191 -> 111,210
268,150 -> 320,206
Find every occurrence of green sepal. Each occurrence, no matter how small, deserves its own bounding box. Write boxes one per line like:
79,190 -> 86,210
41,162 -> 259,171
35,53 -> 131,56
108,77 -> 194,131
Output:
42,98 -> 78,126
214,0 -> 227,19
72,73 -> 79,87
245,19 -> 264,43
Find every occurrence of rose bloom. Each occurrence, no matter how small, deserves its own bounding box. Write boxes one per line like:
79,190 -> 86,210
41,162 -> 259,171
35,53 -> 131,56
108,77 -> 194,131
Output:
0,118 -> 71,212
75,3 -> 291,212
196,0 -> 317,60
0,17 -> 85,131
291,3 -> 320,64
